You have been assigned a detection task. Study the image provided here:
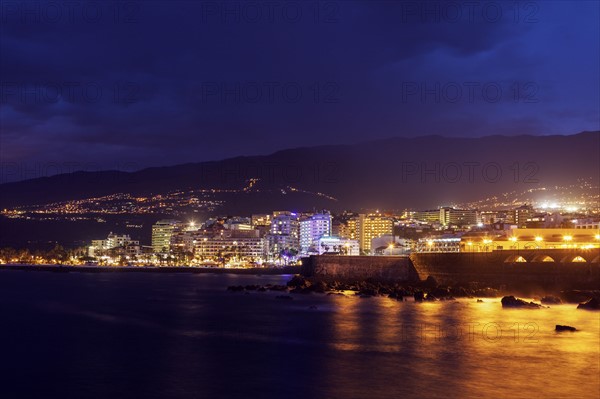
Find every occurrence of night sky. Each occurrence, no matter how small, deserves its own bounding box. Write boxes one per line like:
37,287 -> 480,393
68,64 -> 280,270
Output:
1,1 -> 598,180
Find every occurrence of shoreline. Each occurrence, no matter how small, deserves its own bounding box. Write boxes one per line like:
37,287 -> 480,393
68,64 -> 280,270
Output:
0,264 -> 301,275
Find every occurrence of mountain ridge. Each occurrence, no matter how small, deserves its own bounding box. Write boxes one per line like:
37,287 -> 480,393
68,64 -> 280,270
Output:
1,131 -> 598,211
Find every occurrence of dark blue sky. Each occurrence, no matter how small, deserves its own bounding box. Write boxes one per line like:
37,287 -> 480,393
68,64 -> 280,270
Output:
1,1 -> 598,180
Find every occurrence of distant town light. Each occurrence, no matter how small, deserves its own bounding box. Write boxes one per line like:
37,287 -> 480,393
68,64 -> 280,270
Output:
535,236 -> 543,242
509,236 -> 518,242
563,235 -> 573,241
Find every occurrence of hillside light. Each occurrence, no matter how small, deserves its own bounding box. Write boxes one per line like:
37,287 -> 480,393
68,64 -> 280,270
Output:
563,235 -> 573,242
595,234 -> 600,240
535,236 -> 543,242
509,236 -> 518,242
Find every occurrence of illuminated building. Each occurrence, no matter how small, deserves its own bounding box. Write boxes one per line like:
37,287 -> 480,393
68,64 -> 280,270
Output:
416,236 -> 461,253
513,204 -> 533,227
574,219 -> 600,229
152,219 -> 181,253
371,235 -> 412,255
193,230 -> 267,263
460,228 -> 600,252
251,214 -> 271,227
88,232 -> 140,257
317,236 -> 359,255
337,217 -> 358,240
299,212 -> 332,256
267,211 -> 300,259
357,213 -> 393,254
414,207 -> 479,226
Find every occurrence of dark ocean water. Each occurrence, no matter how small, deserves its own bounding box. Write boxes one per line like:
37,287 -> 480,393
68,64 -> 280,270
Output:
0,270 -> 598,399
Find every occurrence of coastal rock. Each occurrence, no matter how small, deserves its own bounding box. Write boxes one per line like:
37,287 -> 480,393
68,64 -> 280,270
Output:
414,291 -> 425,302
287,275 -> 311,289
555,325 -> 577,332
275,295 -> 293,300
388,292 -> 404,301
541,296 -> 562,305
358,287 -> 379,297
577,297 -> 600,310
477,299 -> 484,303
430,287 -> 450,299
501,296 -> 543,309
309,280 -> 328,293
227,285 -> 244,292
424,293 -> 437,301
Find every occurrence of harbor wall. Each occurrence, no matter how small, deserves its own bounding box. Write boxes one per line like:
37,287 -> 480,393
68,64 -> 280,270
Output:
302,249 -> 600,290
301,255 -> 419,282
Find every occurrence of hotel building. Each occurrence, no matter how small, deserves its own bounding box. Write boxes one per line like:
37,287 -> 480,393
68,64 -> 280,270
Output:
299,212 -> 332,256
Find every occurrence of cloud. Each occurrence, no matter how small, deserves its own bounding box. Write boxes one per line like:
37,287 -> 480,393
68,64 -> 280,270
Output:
0,0 -> 598,179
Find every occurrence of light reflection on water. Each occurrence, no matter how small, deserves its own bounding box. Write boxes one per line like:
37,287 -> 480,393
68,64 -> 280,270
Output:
326,296 -> 599,398
0,271 -> 597,399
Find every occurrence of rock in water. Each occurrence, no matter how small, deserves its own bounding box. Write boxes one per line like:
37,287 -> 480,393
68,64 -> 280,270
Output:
541,296 -> 562,305
577,297 -> 600,310
414,291 -> 425,302
555,325 -> 577,332
501,296 -> 543,308
287,275 -> 311,289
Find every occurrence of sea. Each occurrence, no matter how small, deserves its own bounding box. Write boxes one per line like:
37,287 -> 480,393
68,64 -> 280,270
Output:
0,270 -> 598,399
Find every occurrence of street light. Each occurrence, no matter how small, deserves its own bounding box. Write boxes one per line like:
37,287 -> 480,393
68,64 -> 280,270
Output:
509,236 -> 519,253
483,238 -> 491,252
426,240 -> 434,252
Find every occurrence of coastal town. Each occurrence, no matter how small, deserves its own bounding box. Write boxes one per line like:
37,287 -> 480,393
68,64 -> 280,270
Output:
2,203 -> 598,267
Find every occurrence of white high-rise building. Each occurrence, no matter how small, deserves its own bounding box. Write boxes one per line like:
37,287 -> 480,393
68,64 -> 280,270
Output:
299,212 -> 332,256
267,211 -> 300,259
152,219 -> 181,253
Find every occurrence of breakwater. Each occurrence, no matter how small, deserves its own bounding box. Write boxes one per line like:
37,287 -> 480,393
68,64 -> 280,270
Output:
302,249 -> 600,290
